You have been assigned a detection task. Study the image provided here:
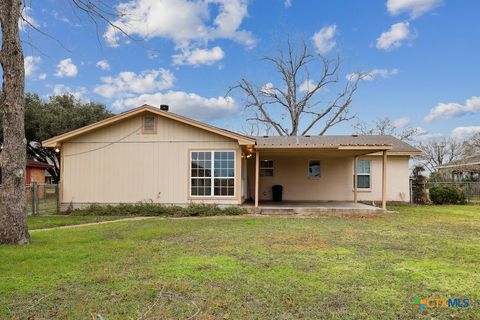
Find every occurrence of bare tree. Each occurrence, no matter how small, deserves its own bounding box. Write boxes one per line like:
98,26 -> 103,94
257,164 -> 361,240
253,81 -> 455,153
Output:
230,40 -> 366,136
239,121 -> 273,137
462,132 -> 480,156
353,117 -> 420,142
417,136 -> 466,172
0,0 -> 126,244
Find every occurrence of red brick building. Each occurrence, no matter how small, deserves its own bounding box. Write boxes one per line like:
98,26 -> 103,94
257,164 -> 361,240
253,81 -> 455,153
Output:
26,160 -> 52,185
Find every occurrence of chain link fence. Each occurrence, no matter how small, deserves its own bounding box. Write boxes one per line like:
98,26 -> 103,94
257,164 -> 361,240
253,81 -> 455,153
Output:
26,183 -> 60,215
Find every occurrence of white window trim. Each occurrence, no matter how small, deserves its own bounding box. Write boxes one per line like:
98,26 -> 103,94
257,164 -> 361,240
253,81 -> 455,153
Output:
353,159 -> 372,190
308,159 -> 321,179
189,150 -> 236,198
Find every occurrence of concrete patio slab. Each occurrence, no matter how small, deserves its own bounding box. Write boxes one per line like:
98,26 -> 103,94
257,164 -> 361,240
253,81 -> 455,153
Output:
242,201 -> 387,216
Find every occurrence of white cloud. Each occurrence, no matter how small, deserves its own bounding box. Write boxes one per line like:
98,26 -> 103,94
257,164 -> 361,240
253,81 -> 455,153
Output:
38,73 -> 47,80
387,0 -> 442,19
55,58 -> 78,77
451,126 -> 480,139
299,79 -> 316,93
111,91 -> 236,121
260,82 -> 275,96
376,22 -> 411,50
148,50 -> 159,60
284,0 -> 293,7
51,10 -> 73,24
96,60 -> 111,71
24,56 -> 41,77
346,68 -> 399,81
52,84 -> 87,100
424,96 -> 480,122
103,0 -> 255,49
312,24 -> 337,54
393,117 -> 410,128
173,46 -> 225,66
411,130 -> 443,142
19,7 -> 39,31
94,68 -> 175,99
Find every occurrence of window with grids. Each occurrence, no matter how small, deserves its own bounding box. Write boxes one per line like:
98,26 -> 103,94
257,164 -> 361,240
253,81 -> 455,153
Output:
260,160 -> 274,176
353,159 -> 371,189
191,151 -> 235,197
143,115 -> 156,133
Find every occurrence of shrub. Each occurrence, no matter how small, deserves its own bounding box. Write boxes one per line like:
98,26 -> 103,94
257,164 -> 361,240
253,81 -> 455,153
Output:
429,185 -> 466,205
68,202 -> 248,217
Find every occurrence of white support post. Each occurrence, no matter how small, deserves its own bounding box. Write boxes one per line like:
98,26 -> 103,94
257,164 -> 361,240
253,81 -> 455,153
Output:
255,151 -> 260,208
382,150 -> 387,210
353,155 -> 358,203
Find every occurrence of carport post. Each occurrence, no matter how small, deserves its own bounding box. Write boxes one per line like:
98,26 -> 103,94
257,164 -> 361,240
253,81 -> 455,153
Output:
382,150 -> 387,209
255,151 -> 260,208
353,155 -> 358,203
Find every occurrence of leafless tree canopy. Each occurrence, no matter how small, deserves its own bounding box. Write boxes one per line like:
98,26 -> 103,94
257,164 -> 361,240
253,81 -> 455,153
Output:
463,132 -> 480,156
230,40 -> 366,136
353,117 -> 420,142
417,136 -> 467,172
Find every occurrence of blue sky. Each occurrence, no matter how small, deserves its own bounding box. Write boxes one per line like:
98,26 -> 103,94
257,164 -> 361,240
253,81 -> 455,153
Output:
21,0 -> 480,138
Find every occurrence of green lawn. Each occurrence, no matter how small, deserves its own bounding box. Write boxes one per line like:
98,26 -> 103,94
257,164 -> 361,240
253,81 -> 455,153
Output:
27,215 -> 130,230
1,205 -> 479,319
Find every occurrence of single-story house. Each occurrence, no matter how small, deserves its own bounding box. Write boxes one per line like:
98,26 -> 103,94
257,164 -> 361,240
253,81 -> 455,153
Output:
436,155 -> 480,181
42,104 -> 421,210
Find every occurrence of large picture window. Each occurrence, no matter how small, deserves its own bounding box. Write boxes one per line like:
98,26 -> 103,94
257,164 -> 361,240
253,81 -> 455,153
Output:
191,151 -> 235,197
353,159 -> 371,189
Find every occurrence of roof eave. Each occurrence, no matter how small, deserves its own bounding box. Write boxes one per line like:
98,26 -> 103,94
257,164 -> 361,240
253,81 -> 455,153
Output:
253,145 -> 393,151
437,161 -> 480,169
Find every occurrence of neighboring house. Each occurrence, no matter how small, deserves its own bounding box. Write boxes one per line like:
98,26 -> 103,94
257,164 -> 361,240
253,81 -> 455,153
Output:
0,156 -> 51,185
43,105 -> 421,209
26,160 -> 53,185
436,155 -> 480,181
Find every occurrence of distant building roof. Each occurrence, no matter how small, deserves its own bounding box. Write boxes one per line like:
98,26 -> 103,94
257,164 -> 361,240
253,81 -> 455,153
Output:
252,135 -> 421,154
437,154 -> 480,169
26,160 -> 52,169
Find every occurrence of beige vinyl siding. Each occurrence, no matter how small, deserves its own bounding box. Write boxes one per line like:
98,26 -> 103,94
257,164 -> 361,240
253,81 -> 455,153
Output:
247,154 -> 410,202
62,113 -> 242,206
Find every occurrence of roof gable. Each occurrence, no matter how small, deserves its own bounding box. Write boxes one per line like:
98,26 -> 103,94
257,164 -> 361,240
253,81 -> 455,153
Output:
43,105 -> 256,147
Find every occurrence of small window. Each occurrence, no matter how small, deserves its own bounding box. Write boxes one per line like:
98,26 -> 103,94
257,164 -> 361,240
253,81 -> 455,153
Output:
308,160 -> 320,178
260,160 -> 274,177
353,159 -> 371,189
143,115 -> 156,133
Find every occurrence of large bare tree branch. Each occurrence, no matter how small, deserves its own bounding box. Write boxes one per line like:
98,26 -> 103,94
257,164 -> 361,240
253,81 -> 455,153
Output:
230,39 -> 365,136
353,117 -> 420,142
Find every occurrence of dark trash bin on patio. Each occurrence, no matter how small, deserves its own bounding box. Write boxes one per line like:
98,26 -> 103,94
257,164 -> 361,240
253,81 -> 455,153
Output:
272,185 -> 283,202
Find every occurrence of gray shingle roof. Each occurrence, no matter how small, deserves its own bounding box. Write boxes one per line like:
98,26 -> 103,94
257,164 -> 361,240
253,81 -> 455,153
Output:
251,135 -> 421,153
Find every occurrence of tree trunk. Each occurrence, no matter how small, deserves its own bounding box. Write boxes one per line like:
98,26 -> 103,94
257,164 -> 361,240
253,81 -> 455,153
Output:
0,0 -> 30,244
